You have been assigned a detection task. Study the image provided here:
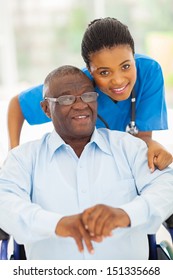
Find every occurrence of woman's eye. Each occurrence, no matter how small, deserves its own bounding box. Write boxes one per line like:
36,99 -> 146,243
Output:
122,64 -> 130,70
100,70 -> 109,76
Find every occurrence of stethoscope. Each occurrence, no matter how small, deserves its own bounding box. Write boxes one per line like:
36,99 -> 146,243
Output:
97,88 -> 139,135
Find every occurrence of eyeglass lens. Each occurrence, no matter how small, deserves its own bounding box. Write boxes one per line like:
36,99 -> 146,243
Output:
57,92 -> 98,105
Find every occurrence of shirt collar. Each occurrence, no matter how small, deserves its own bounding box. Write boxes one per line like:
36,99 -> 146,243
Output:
48,128 -> 112,160
90,128 -> 112,155
48,130 -> 66,159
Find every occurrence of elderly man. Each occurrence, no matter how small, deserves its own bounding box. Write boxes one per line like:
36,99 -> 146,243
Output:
0,65 -> 173,260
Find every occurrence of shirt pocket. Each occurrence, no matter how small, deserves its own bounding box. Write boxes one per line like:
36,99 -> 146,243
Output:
94,178 -> 137,207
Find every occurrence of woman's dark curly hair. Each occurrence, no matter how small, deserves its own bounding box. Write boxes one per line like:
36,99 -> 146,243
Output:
81,17 -> 135,68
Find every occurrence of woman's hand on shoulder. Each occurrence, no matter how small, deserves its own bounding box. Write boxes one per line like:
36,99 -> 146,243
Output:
147,140 -> 173,172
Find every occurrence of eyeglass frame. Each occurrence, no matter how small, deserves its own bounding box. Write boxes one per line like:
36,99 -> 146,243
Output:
44,91 -> 99,106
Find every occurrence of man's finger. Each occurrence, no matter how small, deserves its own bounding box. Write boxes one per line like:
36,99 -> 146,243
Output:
73,230 -> 84,253
94,213 -> 110,236
82,206 -> 96,229
82,206 -> 103,236
80,224 -> 95,254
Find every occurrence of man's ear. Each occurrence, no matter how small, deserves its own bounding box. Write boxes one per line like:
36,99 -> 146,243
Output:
40,101 -> 51,119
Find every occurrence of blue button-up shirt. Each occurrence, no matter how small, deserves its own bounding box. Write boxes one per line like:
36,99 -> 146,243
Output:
0,128 -> 173,259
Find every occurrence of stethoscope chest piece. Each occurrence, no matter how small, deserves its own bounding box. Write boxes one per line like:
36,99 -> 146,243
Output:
126,121 -> 138,135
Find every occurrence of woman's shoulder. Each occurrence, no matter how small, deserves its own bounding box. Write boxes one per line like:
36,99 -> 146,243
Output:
135,53 -> 161,70
134,53 -> 163,88
19,84 -> 43,101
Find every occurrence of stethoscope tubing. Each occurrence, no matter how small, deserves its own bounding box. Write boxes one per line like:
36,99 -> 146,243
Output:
97,88 -> 139,135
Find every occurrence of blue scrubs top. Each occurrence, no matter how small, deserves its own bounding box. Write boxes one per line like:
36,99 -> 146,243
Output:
19,54 -> 168,131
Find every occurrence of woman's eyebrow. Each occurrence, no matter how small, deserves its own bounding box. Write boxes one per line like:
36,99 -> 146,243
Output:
96,60 -> 131,70
96,67 -> 109,70
119,59 -> 131,66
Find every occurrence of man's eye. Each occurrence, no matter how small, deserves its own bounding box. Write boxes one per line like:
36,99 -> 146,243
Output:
66,96 -> 74,101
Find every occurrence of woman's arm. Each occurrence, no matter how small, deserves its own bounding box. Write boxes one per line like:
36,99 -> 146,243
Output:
7,95 -> 24,149
135,131 -> 173,171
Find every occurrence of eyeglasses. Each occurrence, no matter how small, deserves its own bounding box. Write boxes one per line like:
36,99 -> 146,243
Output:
44,92 -> 98,106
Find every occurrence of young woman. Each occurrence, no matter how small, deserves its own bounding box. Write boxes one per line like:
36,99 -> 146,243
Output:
8,17 -> 172,171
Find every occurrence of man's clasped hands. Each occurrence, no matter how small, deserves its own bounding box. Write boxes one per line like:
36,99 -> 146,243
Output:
56,204 -> 130,254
